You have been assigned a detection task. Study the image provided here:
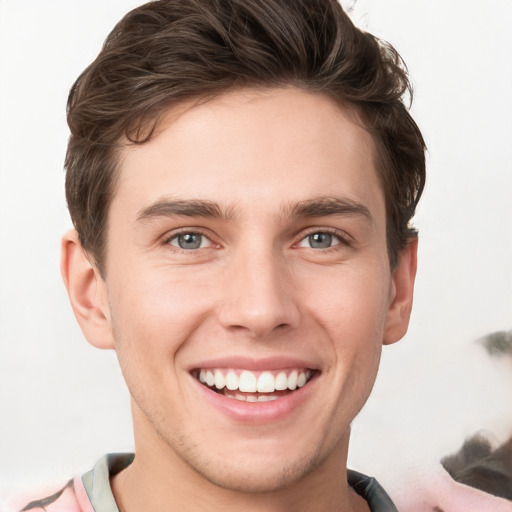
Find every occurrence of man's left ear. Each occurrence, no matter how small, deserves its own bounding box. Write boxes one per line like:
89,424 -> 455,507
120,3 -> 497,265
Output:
383,237 -> 418,345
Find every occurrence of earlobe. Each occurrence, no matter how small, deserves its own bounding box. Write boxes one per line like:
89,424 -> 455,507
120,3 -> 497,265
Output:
383,237 -> 418,345
60,229 -> 115,350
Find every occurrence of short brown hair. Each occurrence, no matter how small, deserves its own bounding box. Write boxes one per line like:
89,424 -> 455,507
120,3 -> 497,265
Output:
65,0 -> 426,273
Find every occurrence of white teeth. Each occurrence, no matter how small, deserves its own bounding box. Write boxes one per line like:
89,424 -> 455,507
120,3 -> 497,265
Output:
258,395 -> 278,402
205,370 -> 215,387
239,371 -> 257,392
256,371 -> 275,393
225,371 -> 239,390
275,371 -> 288,390
224,394 -> 280,402
287,370 -> 298,390
197,368 -> 312,394
214,370 -> 225,390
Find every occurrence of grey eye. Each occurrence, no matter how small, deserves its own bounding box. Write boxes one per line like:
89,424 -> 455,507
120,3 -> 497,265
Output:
170,233 -> 206,250
308,232 -> 333,248
298,231 -> 342,249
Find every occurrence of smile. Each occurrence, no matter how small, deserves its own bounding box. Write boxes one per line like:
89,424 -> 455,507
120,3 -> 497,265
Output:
193,368 -> 314,402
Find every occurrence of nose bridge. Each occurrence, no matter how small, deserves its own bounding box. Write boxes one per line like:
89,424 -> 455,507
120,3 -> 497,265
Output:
218,241 -> 299,337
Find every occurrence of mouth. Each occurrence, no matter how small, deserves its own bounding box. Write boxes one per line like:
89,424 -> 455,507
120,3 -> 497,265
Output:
192,368 -> 316,402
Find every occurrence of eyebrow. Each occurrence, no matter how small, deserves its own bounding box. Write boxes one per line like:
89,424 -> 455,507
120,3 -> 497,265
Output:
287,196 -> 373,223
136,198 -> 234,222
136,196 -> 372,223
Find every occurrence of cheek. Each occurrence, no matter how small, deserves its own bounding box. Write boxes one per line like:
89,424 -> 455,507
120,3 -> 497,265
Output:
108,280 -> 195,415
107,270 -> 207,362
111,264 -> 212,323
299,264 -> 390,390
300,263 -> 392,336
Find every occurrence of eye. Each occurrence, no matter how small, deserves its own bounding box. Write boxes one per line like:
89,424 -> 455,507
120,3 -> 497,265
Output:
168,232 -> 210,250
298,231 -> 342,249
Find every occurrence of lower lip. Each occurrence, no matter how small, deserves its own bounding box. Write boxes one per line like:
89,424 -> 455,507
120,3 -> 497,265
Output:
192,374 -> 318,424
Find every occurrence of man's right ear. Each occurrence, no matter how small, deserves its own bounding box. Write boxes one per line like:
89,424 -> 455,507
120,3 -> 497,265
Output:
60,229 -> 115,350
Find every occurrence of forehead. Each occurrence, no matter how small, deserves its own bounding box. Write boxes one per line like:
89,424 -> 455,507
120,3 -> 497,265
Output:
114,87 -> 383,222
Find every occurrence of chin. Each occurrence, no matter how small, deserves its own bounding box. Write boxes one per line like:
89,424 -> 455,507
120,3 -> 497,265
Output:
191,453 -> 323,494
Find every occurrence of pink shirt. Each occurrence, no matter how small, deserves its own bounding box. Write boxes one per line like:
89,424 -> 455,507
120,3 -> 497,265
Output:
390,464 -> 512,512
1,454 -> 132,512
1,477 -> 94,512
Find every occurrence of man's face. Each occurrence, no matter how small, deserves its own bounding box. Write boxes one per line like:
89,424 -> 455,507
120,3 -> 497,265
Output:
97,88 -> 409,492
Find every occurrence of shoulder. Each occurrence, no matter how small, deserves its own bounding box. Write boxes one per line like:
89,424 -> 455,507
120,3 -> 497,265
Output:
348,469 -> 398,512
1,477 -> 93,512
1,453 -> 134,512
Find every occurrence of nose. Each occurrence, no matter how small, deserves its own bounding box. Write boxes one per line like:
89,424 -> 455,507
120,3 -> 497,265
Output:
217,248 -> 301,338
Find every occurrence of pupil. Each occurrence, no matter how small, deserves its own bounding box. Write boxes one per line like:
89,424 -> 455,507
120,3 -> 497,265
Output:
179,233 -> 201,249
309,232 -> 331,248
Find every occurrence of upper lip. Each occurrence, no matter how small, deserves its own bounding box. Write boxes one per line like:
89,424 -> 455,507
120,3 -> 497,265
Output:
188,356 -> 319,372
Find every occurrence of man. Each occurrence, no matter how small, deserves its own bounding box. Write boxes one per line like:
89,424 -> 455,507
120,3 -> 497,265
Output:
12,0 -> 425,510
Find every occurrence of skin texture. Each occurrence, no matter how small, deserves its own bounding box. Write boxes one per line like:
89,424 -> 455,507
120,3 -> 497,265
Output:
62,88 -> 417,512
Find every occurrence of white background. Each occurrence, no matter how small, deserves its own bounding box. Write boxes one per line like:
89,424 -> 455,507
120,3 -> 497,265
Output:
1,0 -> 511,498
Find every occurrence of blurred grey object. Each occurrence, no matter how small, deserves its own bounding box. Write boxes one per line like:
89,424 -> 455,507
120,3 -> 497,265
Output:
479,330 -> 512,357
